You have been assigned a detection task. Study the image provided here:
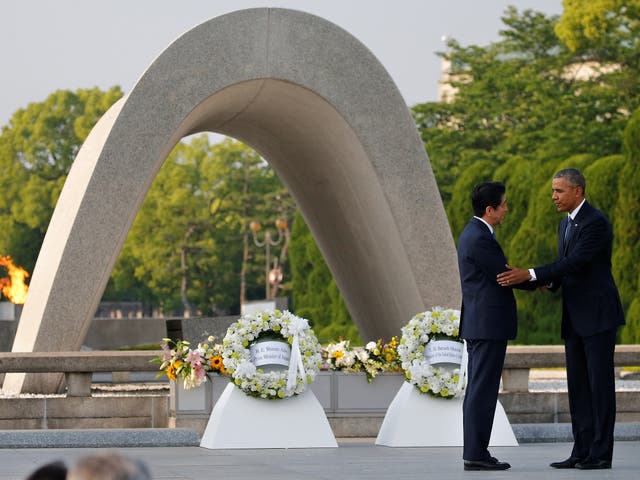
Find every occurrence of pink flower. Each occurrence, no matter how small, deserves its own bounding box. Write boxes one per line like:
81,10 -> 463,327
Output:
186,350 -> 202,368
161,342 -> 172,362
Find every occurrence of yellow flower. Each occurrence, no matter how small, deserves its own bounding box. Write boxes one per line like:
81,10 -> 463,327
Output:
209,355 -> 228,375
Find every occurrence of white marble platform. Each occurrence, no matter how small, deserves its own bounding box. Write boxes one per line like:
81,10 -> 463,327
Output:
200,383 -> 337,449
375,382 -> 518,447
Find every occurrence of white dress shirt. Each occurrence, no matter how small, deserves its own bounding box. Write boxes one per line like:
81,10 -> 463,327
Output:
473,216 -> 495,236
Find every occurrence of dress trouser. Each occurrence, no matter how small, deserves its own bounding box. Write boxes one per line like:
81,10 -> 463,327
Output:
564,324 -> 617,461
462,339 -> 507,461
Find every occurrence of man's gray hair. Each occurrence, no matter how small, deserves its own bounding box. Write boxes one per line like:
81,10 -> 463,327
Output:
554,168 -> 586,194
66,452 -> 151,480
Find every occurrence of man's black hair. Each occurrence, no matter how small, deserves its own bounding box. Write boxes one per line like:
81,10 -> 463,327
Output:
471,182 -> 505,217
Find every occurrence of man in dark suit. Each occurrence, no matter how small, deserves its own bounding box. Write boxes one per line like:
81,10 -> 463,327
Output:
497,168 -> 625,470
457,182 -> 534,471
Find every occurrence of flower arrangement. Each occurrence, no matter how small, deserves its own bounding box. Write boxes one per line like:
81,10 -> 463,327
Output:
154,336 -> 227,390
221,309 -> 322,400
397,307 -> 466,399
324,337 -> 402,383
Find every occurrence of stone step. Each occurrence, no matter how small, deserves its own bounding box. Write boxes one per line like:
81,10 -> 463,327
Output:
513,422 -> 640,443
0,428 -> 199,448
0,424 -> 638,448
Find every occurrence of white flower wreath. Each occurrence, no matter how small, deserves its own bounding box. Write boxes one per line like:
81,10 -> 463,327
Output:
397,307 -> 466,399
221,309 -> 322,400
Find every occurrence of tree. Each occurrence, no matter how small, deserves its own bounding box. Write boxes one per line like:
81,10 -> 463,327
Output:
110,136 -> 295,315
289,211 -> 361,344
614,108 -> 640,342
555,0 -> 640,62
414,6 -> 640,342
0,88 -> 300,318
0,87 -> 123,272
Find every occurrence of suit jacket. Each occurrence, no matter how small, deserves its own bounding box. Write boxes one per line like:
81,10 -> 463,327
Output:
457,217 -> 534,340
534,201 -> 625,338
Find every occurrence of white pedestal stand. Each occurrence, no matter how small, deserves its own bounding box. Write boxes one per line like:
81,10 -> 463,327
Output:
375,382 -> 518,447
200,383 -> 338,449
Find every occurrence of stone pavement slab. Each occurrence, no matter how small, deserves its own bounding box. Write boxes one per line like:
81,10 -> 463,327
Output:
1,440 -> 638,480
0,428 -> 198,449
2,423 -> 639,449
513,421 -> 640,443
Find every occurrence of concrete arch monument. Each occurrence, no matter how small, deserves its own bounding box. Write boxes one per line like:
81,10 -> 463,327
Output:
5,8 -> 460,393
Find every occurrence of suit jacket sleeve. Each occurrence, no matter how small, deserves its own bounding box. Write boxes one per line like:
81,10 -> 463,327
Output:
465,231 -> 537,290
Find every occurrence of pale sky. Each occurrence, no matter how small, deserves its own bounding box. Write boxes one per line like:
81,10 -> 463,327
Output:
1,0 -> 563,128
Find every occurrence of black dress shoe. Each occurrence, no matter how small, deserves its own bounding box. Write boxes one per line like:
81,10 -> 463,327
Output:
464,459 -> 511,471
550,457 -> 582,469
575,459 -> 612,470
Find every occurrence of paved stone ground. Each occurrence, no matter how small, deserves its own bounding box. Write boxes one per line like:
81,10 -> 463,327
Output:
2,372 -> 638,478
2,440 -> 639,480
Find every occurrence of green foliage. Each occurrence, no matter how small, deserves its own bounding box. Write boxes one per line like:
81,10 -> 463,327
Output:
289,211 -> 361,344
110,137 -> 294,315
5,3 -> 640,344
0,90 -> 300,317
614,107 -> 640,342
416,5 -> 640,343
494,157 -> 541,242
0,87 -> 123,271
622,299 -> 640,343
555,0 -> 640,59
583,154 -> 625,217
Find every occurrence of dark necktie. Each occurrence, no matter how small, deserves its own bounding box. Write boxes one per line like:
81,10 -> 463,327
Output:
564,217 -> 572,242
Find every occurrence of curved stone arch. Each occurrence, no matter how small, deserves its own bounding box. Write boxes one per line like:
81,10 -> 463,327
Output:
6,8 -> 460,393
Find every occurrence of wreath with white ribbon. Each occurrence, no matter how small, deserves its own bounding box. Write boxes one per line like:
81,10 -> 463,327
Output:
397,307 -> 467,399
221,309 -> 322,400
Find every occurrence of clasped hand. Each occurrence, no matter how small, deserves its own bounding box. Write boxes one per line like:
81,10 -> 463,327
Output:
496,264 -> 531,286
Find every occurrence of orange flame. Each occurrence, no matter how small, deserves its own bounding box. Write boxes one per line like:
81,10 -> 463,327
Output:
0,255 -> 30,304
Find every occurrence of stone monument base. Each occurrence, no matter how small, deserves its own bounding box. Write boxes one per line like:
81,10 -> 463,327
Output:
375,382 -> 518,447
200,383 -> 338,449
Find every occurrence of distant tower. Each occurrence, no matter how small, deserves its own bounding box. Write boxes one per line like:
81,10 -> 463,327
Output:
437,35 -> 458,103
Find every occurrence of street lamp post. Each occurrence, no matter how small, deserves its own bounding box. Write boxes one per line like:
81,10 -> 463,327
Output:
249,218 -> 288,300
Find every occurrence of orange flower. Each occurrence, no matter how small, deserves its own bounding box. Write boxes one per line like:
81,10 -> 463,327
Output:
165,359 -> 183,381
210,355 -> 223,369
209,355 -> 227,375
